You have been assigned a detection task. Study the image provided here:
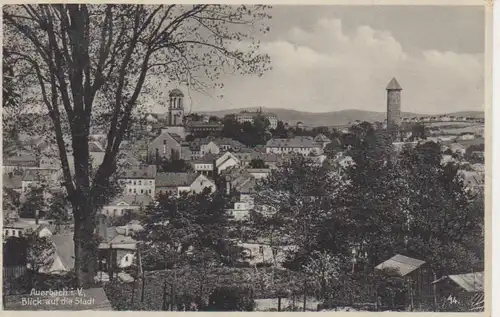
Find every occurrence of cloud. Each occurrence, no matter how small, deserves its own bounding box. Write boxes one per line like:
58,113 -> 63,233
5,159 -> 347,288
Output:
200,17 -> 484,114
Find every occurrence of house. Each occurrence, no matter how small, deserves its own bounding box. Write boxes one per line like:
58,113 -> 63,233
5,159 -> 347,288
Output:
234,109 -> 278,129
148,132 -> 183,160
118,165 -> 157,197
21,169 -> 61,195
100,195 -> 153,217
3,287 -> 113,310
2,219 -> 53,239
266,136 -> 322,156
247,168 -> 271,179
214,151 -> 240,173
313,134 -> 332,149
155,172 -> 216,196
232,151 -> 282,169
39,233 -> 75,274
457,132 -> 476,141
375,254 -> 434,310
432,272 -> 484,310
3,172 -> 23,194
186,122 -> 224,137
459,170 -> 485,192
190,154 -> 217,177
440,115 -> 451,122
227,176 -> 258,220
3,154 -> 39,173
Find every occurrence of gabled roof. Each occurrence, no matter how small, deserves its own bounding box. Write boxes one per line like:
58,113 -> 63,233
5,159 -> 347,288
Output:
386,77 -> 402,90
119,165 -> 157,179
22,169 -> 58,182
375,254 -> 425,277
4,154 -> 38,166
432,272 -> 484,293
155,172 -> 199,187
191,153 -> 219,164
238,177 -> 257,194
89,141 -> 105,153
314,133 -> 331,142
108,194 -> 153,207
50,233 -> 75,271
266,136 -> 320,148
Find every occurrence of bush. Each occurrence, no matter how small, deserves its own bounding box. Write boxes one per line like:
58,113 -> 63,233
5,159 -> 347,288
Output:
206,285 -> 255,311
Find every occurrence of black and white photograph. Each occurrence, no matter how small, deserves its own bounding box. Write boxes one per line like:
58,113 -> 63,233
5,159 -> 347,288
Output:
1,2 -> 489,312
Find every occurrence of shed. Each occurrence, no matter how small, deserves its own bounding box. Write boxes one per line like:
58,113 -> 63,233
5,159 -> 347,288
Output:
431,271 -> 484,310
375,254 -> 434,309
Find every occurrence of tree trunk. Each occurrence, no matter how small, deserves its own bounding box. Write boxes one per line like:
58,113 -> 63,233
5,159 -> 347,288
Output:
73,209 -> 98,288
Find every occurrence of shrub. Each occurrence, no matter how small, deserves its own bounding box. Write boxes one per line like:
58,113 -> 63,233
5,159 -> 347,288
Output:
206,285 -> 255,311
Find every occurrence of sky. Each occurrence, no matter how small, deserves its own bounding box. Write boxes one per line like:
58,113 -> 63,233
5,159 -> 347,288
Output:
148,5 -> 485,115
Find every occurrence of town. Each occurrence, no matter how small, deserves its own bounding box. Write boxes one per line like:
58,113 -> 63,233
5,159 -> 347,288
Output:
3,80 -> 485,311
2,4 -> 485,313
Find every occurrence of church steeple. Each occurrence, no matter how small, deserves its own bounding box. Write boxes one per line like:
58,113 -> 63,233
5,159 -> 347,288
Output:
168,88 -> 185,126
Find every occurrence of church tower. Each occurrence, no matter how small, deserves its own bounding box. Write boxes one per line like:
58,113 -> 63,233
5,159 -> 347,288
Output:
168,88 -> 184,126
386,77 -> 402,134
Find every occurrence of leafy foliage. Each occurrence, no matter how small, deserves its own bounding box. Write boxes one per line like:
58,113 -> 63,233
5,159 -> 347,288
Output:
207,285 -> 255,311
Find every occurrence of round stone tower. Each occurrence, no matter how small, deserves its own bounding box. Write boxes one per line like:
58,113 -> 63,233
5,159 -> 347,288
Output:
386,77 -> 402,134
168,88 -> 184,126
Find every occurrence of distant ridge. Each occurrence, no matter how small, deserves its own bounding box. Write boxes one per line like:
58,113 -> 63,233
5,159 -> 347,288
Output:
197,107 -> 484,127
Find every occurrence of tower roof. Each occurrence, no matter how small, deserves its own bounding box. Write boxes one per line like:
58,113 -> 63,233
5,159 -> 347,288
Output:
386,78 -> 402,90
169,88 -> 184,97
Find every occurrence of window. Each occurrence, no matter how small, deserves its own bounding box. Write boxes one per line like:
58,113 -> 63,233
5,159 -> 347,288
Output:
140,189 -> 144,194
133,189 -> 136,194
149,189 -> 152,194
163,140 -> 167,145
149,181 -> 153,185
129,189 -> 132,193
138,180 -> 142,185
133,181 -> 137,185
125,255 -> 129,262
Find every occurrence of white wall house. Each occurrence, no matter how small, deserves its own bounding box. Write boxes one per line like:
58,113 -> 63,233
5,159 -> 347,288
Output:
155,172 -> 216,197
266,137 -> 322,156
100,195 -> 153,217
118,165 -> 157,197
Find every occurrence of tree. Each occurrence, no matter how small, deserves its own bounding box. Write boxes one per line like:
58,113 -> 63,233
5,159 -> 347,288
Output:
136,189 -> 233,309
160,158 -> 194,173
399,142 -> 484,277
46,191 -> 72,231
248,159 -> 268,169
20,187 -> 47,219
4,4 -> 272,286
208,116 -> 219,123
253,155 -> 348,268
272,120 -> 288,138
340,122 -> 407,267
206,285 -> 255,311
3,187 -> 21,224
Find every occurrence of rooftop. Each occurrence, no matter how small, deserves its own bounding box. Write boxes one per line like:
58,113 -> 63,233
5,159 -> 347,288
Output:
266,136 -> 320,148
432,271 -> 484,293
108,194 -> 153,207
155,172 -> 199,187
375,254 -> 425,277
169,88 -> 184,97
119,165 -> 157,179
386,77 -> 402,90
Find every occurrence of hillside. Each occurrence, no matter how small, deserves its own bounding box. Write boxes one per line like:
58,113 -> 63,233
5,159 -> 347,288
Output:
198,108 -> 484,127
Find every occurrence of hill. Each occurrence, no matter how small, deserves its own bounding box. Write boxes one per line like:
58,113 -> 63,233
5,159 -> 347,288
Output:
198,108 -> 484,127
